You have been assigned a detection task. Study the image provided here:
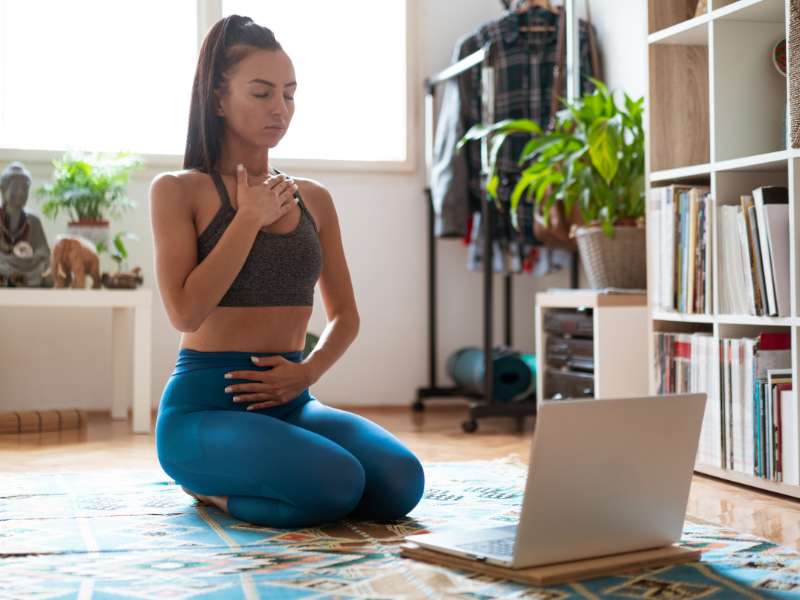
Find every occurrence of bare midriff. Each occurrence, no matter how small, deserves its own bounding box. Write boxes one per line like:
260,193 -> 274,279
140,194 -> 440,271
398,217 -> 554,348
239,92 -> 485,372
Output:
179,306 -> 312,353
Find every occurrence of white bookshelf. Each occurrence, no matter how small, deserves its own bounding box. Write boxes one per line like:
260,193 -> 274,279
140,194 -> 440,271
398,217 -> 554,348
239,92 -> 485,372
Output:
645,0 -> 800,498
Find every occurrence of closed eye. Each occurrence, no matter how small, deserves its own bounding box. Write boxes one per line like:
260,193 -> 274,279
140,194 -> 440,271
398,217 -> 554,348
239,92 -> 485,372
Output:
255,94 -> 294,100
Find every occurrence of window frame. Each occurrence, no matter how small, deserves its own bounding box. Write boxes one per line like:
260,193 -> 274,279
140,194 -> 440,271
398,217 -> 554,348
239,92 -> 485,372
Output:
0,0 -> 418,175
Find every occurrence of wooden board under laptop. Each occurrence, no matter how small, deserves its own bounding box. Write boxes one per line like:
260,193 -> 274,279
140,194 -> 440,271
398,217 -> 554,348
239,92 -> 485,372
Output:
399,542 -> 702,586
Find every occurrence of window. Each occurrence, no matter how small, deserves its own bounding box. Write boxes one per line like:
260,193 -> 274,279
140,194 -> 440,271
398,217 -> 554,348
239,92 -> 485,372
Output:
0,0 -> 196,156
222,0 -> 408,163
0,0 -> 410,167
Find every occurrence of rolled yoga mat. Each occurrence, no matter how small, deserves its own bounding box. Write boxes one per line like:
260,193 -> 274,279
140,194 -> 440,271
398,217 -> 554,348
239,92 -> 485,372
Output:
446,347 -> 536,403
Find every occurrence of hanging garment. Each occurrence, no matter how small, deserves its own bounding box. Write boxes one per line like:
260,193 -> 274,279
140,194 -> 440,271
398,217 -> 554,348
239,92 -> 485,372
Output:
429,35 -> 473,239
466,7 -> 601,274
430,6 -> 602,276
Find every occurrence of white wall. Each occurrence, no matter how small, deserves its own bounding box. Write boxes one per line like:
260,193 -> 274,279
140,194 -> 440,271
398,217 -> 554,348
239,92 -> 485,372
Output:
0,0 -> 645,414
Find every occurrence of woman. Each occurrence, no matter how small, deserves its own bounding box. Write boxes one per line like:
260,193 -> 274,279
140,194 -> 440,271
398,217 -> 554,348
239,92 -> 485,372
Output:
151,15 -> 425,528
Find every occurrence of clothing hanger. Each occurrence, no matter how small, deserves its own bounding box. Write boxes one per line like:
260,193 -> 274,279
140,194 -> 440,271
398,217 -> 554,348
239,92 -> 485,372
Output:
511,0 -> 558,33
518,0 -> 558,14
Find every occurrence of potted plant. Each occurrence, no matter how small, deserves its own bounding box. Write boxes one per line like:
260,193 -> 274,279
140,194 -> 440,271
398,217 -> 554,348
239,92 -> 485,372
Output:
96,230 -> 144,289
96,230 -> 138,273
458,78 -> 646,289
35,151 -> 144,249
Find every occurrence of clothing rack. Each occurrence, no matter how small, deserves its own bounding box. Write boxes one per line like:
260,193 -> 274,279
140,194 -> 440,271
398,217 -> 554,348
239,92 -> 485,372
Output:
414,4 -> 580,433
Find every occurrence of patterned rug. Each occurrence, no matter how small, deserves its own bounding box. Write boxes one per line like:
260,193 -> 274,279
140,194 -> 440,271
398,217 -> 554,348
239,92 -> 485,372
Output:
1,456 -> 799,599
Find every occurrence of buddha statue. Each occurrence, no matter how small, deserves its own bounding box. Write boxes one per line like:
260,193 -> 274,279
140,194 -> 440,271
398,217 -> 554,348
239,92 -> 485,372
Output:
0,162 -> 52,287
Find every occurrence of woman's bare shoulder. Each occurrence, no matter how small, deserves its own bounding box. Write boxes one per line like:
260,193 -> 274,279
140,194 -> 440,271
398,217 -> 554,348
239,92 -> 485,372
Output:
152,168 -> 208,188
293,176 -> 332,231
150,168 -> 212,205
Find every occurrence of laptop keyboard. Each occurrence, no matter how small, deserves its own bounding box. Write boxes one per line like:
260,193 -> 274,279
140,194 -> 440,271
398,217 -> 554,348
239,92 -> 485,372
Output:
457,537 -> 515,557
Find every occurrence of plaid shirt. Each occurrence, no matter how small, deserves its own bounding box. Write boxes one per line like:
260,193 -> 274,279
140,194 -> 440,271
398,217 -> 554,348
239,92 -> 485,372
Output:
433,7 -> 600,247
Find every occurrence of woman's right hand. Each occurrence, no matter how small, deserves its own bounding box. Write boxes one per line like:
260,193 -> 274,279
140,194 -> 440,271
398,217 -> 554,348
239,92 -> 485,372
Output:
235,163 -> 299,228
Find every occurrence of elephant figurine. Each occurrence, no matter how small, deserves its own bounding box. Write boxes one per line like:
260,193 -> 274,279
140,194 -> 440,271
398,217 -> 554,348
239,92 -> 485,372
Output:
45,235 -> 102,289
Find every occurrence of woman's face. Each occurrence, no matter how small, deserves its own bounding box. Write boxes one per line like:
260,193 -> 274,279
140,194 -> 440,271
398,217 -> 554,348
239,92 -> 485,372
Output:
216,48 -> 296,148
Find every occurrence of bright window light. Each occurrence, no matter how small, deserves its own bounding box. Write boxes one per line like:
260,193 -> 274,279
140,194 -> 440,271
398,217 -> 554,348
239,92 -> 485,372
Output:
222,0 -> 407,162
0,0 -> 196,156
0,0 -> 408,162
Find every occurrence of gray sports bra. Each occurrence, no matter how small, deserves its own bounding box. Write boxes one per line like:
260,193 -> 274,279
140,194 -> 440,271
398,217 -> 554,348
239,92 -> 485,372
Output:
196,167 -> 322,307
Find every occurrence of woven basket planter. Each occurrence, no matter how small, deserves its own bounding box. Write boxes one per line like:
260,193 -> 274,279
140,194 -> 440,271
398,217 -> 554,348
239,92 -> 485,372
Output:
573,224 -> 646,289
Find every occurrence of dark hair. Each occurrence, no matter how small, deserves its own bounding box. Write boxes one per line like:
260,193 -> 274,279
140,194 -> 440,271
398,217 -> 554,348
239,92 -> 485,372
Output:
183,15 -> 282,174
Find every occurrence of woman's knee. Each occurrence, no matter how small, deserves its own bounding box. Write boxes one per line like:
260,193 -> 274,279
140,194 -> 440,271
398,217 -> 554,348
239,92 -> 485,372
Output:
302,445 -> 367,520
360,449 -> 425,520
390,451 -> 426,514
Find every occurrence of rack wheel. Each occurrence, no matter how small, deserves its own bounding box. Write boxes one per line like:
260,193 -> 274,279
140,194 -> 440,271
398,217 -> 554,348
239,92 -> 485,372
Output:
462,419 -> 478,433
412,401 -> 425,412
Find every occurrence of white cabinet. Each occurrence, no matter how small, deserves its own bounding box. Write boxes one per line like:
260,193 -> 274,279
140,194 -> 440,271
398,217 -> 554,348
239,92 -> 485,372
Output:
535,291 -> 649,408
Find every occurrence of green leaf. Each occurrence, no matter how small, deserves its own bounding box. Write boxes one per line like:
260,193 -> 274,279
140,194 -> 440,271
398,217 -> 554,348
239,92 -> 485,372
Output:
509,171 -> 538,212
457,118 -> 541,151
587,118 -> 620,184
486,172 -> 500,199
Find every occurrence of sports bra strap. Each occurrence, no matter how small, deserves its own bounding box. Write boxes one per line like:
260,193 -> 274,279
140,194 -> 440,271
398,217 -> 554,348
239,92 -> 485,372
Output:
209,170 -> 233,210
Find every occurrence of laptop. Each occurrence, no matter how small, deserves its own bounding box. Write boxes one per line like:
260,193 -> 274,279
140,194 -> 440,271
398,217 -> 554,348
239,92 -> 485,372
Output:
406,393 -> 708,569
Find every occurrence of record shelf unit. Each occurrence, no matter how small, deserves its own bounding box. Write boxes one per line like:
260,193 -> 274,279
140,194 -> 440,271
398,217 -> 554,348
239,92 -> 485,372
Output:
645,0 -> 800,498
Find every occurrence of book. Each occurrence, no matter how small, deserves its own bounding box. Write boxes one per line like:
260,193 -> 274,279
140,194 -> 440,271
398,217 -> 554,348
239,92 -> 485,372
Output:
752,186 -> 789,316
780,388 -> 798,485
746,203 -> 769,316
687,190 -> 699,313
736,205 -> 757,315
767,370 -> 792,481
762,203 -> 791,316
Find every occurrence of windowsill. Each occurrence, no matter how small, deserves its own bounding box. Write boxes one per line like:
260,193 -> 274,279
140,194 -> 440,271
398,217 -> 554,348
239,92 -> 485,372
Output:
0,147 -> 418,179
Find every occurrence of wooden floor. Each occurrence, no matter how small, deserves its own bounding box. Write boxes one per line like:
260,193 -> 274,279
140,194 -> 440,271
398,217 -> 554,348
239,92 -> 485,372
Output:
2,403 -> 800,552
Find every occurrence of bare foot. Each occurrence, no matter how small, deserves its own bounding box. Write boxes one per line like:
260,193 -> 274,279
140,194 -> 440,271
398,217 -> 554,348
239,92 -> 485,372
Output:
181,485 -> 229,513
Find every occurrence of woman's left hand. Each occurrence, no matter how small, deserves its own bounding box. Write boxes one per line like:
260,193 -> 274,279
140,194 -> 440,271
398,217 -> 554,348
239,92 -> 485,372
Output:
224,356 -> 312,410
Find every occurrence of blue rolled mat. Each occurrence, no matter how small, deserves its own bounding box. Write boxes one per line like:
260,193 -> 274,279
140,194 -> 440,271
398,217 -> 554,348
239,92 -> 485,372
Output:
446,347 -> 536,403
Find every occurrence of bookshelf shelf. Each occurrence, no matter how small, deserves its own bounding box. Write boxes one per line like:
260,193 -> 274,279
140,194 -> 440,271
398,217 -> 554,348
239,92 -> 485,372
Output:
648,15 -> 710,45
711,0 -> 786,23
650,151 -> 800,181
696,463 -> 800,499
651,163 -> 713,182
652,311 -> 715,324
715,150 -> 791,172
646,0 -> 799,498
715,314 -> 796,326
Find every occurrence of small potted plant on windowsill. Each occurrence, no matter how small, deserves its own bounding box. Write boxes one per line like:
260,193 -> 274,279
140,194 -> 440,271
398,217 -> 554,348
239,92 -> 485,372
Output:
458,78 -> 646,289
35,151 -> 144,249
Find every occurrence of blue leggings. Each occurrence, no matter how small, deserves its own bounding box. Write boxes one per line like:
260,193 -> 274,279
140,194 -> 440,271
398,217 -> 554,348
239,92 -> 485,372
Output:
155,348 -> 425,528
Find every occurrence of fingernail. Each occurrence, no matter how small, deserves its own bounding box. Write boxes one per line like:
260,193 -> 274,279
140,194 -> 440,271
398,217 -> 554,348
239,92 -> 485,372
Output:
250,356 -> 258,363
237,164 -> 243,171
224,373 -> 232,379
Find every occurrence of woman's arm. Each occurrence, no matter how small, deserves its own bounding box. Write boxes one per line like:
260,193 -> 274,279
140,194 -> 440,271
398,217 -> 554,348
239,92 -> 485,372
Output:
301,182 -> 360,384
150,172 -> 261,332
